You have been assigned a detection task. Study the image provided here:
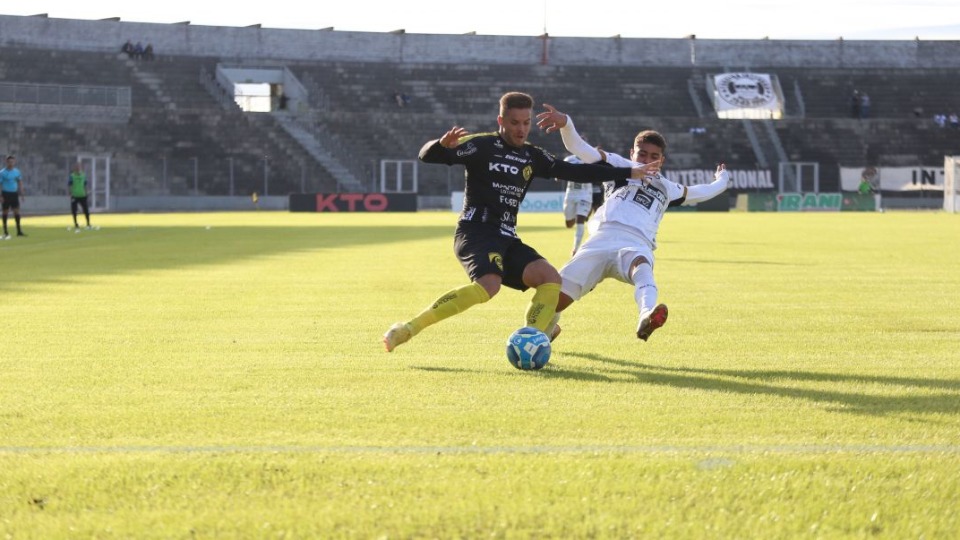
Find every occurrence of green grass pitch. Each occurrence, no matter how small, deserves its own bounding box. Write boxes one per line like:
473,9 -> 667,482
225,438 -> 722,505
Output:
1,210 -> 958,538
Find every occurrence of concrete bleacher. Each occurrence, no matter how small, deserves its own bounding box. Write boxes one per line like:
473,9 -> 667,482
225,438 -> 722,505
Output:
1,14 -> 959,207
0,46 -> 341,198
287,60 -> 959,195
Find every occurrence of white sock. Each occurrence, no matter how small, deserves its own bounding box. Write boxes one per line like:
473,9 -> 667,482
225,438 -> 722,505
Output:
632,263 -> 657,319
572,223 -> 584,253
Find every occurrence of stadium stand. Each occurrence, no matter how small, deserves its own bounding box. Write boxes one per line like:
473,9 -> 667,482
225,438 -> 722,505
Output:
1,13 -> 958,211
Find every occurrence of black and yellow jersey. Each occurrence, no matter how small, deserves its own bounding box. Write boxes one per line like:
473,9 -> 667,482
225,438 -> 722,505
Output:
419,132 -> 632,238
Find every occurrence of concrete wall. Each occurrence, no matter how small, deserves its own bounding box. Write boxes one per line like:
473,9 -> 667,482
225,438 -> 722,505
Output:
2,14 -> 959,68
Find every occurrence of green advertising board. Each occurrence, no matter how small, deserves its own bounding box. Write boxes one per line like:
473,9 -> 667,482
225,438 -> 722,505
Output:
737,193 -> 876,212
777,193 -> 842,211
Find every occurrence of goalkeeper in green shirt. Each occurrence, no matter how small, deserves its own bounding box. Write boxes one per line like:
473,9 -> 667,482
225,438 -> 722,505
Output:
68,162 -> 92,229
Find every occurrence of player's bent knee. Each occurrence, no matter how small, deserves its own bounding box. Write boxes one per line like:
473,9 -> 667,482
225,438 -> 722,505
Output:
629,256 -> 651,275
523,260 -> 560,288
476,275 -> 502,299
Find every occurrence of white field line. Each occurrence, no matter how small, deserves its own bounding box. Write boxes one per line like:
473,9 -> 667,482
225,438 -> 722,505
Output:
1,444 -> 959,455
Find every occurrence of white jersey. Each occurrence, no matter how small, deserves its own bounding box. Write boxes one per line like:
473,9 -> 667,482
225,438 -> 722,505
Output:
588,151 -> 687,249
564,180 -> 592,202
561,155 -> 593,219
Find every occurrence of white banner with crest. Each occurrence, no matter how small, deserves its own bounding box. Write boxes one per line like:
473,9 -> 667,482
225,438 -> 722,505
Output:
712,73 -> 782,119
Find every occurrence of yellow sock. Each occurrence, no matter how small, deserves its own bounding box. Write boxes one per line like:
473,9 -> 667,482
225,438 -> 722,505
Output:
408,282 -> 490,335
525,283 -> 561,332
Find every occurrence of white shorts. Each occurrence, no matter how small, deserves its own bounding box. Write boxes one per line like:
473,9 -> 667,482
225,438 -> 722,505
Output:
563,195 -> 592,221
559,224 -> 654,301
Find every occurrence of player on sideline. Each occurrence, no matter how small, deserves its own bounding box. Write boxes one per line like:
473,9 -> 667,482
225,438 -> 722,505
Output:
0,155 -> 27,239
68,162 -> 93,230
560,155 -> 595,255
383,92 -> 660,352
536,104 -> 729,342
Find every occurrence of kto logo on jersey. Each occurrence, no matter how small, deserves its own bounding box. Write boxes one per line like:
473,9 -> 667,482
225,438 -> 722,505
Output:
489,162 -> 520,174
488,252 -> 504,271
715,73 -> 775,108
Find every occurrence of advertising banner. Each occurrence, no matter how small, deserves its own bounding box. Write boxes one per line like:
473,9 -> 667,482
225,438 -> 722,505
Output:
669,168 -> 775,191
840,166 -> 944,192
290,193 -> 418,212
713,73 -> 782,119
776,193 -> 842,212
451,191 -> 563,213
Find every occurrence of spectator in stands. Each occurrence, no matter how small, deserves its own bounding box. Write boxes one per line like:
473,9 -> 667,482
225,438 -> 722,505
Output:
382,91 -> 657,353
536,103 -> 729,342
859,92 -> 871,118
393,91 -> 406,108
934,113 -> 947,128
0,155 -> 26,238
850,90 -> 861,119
68,162 -> 93,230
121,39 -> 135,57
144,43 -> 155,61
950,112 -> 959,129
134,41 -> 144,60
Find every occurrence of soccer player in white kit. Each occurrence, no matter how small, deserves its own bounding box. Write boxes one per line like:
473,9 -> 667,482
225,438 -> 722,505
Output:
537,104 -> 729,341
560,155 -> 596,255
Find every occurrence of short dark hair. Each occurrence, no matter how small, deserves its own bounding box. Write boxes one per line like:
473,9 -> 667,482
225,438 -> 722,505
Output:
499,92 -> 534,117
5,155 -> 13,160
634,130 -> 666,154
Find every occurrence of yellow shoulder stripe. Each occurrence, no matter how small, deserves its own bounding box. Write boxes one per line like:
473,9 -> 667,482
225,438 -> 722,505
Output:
457,132 -> 497,144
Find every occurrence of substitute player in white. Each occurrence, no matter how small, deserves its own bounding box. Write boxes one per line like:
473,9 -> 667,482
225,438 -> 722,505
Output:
560,155 -> 596,255
537,104 -> 729,341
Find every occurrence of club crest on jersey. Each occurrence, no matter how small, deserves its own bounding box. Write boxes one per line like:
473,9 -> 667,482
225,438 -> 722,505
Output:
522,166 -> 533,182
488,252 -> 504,271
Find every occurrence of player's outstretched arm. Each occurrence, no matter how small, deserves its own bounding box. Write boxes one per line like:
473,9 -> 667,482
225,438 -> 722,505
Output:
439,126 -> 470,148
537,104 -> 604,164
536,104 -> 568,133
419,126 -> 471,163
685,162 -> 729,203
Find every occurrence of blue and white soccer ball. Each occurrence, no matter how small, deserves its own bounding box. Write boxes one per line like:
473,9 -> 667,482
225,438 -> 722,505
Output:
505,326 -> 552,370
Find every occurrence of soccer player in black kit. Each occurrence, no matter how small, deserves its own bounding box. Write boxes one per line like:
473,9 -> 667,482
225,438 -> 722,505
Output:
384,92 -> 660,352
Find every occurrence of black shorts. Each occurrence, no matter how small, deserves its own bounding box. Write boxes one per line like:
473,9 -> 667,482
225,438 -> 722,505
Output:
454,222 -> 545,292
1,192 -> 19,210
71,196 -> 89,206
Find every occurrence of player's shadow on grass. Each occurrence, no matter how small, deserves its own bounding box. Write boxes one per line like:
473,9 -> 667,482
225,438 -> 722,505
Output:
0,224 -> 455,291
667,257 -> 806,266
562,352 -> 960,417
410,366 -> 480,374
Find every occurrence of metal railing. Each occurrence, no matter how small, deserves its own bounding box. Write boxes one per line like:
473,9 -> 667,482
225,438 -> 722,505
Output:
0,82 -> 131,107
